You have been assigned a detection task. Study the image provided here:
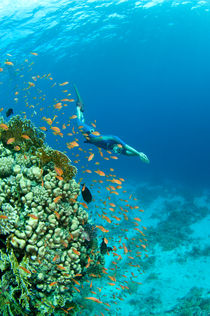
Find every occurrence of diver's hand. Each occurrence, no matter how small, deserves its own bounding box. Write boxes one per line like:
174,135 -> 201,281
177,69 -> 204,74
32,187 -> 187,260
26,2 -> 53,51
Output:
139,152 -> 150,163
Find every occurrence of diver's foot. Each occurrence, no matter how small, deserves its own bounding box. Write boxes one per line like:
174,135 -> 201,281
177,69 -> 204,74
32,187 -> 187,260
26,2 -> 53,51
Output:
139,152 -> 150,163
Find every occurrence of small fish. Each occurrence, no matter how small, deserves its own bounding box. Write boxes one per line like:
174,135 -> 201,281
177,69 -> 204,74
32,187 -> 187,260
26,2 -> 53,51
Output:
27,214 -> 38,220
14,145 -> 20,151
6,137 -> 15,145
59,82 -> 69,86
91,131 -> 100,136
94,170 -> 105,176
88,153 -> 94,161
51,126 -> 61,133
5,61 -> 14,66
40,126 -> 47,131
61,98 -> 74,102
96,225 -> 109,233
21,134 -> 30,140
56,265 -> 66,270
84,297 -> 103,304
6,108 -> 13,117
72,248 -> 80,256
84,169 -> 92,173
54,196 -> 62,203
54,166 -> 63,176
52,255 -> 59,262
69,115 -> 77,119
19,266 -> 31,274
0,123 -> 9,130
81,184 -> 92,204
0,215 -> 8,219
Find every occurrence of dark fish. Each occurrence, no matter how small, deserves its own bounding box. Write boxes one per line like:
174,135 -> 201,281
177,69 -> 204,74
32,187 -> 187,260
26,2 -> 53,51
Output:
100,238 -> 113,255
6,108 -> 13,117
81,183 -> 92,204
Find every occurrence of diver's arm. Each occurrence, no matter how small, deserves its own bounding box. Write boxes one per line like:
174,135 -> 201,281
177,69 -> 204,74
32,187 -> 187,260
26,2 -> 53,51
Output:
124,144 -> 150,163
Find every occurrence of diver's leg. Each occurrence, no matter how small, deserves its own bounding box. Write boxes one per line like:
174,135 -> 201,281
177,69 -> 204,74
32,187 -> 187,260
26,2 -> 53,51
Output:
76,106 -> 85,123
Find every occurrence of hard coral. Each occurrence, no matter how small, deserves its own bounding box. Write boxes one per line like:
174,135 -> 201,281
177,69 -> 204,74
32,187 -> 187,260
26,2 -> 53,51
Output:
0,115 -> 105,315
0,115 -> 45,153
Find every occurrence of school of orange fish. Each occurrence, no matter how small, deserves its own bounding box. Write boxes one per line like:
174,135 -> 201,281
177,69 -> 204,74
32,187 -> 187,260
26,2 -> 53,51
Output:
0,52 -> 148,315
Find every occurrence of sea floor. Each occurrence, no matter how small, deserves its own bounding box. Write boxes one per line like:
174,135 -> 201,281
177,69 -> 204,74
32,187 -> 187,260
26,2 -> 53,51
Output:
81,182 -> 210,316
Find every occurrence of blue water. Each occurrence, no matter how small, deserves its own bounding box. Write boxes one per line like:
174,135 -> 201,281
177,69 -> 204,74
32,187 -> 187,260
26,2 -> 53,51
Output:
1,0 -> 210,189
0,1 -> 210,314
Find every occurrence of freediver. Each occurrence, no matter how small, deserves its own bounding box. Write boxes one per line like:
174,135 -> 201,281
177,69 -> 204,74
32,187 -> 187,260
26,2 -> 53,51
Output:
73,84 -> 149,163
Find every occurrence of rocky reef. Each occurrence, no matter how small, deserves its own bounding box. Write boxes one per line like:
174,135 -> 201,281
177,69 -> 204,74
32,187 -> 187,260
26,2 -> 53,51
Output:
0,116 -> 104,315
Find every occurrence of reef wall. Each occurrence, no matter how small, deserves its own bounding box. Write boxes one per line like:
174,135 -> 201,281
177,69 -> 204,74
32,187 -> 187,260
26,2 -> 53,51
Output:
0,116 -> 104,315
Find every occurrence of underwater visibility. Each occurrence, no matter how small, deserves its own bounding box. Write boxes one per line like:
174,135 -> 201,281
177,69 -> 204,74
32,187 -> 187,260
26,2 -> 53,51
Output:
0,0 -> 210,315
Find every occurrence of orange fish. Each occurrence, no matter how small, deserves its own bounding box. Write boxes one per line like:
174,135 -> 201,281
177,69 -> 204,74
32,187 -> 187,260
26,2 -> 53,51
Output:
123,243 -> 128,254
21,134 -> 30,140
80,202 -> 88,209
6,138 -> 15,145
52,255 -> 59,262
134,217 -> 141,222
59,82 -> 69,86
14,146 -> 21,151
54,166 -> 63,176
54,211 -> 60,220
54,103 -> 62,109
88,153 -> 94,161
91,131 -> 100,136
29,80 -> 36,87
42,117 -> 53,125
70,115 -> 77,119
96,225 -> 109,233
53,196 -> 62,203
94,170 -> 105,176
19,266 -> 31,274
111,179 -> 122,185
51,126 -> 61,133
49,281 -> 57,286
67,141 -> 79,149
102,215 -> 111,223
5,61 -> 14,66
27,214 -> 38,220
72,248 -> 80,256
56,265 -> 66,270
108,275 -> 116,282
84,169 -> 92,173
0,215 -> 8,219
84,297 -> 102,304
61,98 -> 74,102
0,68 -> 3,72
0,123 -> 8,130
40,126 -> 47,131
31,52 -> 38,56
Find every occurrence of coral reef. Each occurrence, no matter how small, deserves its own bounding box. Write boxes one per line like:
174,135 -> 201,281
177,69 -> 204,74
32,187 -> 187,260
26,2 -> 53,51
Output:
0,116 -> 104,315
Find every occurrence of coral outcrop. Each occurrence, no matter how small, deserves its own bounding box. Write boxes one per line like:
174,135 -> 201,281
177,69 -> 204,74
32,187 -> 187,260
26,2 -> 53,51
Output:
0,116 -> 104,315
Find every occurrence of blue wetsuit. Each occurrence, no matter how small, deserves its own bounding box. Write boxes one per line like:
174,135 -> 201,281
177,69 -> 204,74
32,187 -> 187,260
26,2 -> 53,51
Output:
77,118 -> 127,153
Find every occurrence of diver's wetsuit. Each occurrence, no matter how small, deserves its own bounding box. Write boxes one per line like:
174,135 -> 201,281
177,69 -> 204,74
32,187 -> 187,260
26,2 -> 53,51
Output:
74,84 -> 149,162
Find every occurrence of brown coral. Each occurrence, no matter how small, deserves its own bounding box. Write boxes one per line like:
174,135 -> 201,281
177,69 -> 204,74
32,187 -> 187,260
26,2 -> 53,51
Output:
37,147 -> 77,181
